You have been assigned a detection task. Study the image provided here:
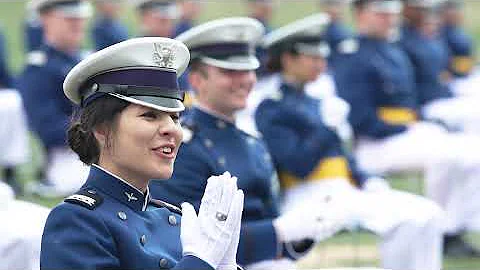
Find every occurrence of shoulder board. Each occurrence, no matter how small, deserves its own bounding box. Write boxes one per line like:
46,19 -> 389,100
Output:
337,38 -> 359,55
26,50 -> 47,66
150,199 -> 182,215
64,189 -> 103,210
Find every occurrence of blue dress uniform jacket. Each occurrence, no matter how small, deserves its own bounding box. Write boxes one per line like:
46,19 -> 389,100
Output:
0,29 -> 12,88
24,20 -> 44,52
255,80 -> 368,190
150,107 -> 313,266
16,44 -> 80,150
322,20 -> 353,67
398,25 -> 453,106
91,16 -> 129,51
334,35 -> 417,139
41,165 -> 212,270
174,20 -> 194,37
442,24 -> 474,77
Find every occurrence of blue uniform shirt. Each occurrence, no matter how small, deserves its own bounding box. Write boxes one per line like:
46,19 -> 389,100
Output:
16,44 -> 80,150
174,19 -> 194,37
91,15 -> 129,51
322,20 -> 353,68
24,19 -> 44,52
0,29 -> 12,88
255,79 -> 368,189
442,24 -> 474,77
335,35 -> 418,139
41,165 -> 212,270
398,25 -> 453,106
150,107 -> 313,266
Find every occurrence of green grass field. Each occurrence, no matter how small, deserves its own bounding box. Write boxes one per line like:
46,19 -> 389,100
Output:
1,0 -> 480,269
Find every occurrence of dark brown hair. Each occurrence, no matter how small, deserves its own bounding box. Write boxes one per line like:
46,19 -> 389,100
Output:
67,95 -> 129,165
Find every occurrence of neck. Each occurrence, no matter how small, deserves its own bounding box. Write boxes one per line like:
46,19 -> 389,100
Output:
281,72 -> 306,90
97,157 -> 148,193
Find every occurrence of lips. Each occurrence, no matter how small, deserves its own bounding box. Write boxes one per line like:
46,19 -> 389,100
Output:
152,143 -> 177,159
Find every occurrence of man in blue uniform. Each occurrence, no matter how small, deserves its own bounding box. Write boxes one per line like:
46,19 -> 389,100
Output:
17,0 -> 92,197
399,0 -> 480,133
24,1 -> 44,52
335,0 -> 480,258
174,0 -> 202,37
320,0 -> 354,67
150,17 -> 346,270
0,28 -> 12,88
247,0 -> 275,78
91,0 -> 129,51
441,0 -> 474,78
256,11 -> 444,270
135,0 -> 178,38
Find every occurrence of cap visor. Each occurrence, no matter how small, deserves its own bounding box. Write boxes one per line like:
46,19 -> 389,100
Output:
109,93 -> 185,113
200,56 -> 260,71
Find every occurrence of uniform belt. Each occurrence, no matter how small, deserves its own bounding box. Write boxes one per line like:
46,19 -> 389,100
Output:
451,56 -> 474,75
378,107 -> 417,125
279,156 -> 352,189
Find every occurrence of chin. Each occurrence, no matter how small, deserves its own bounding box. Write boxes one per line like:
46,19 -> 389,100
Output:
151,166 -> 174,180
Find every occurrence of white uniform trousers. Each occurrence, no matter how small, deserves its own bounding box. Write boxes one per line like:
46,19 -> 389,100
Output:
46,146 -> 90,196
0,90 -> 29,166
355,122 -> 480,235
283,180 -> 444,270
422,96 -> 480,134
0,182 -> 50,270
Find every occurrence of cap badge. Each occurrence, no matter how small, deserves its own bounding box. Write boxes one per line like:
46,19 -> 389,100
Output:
153,43 -> 176,68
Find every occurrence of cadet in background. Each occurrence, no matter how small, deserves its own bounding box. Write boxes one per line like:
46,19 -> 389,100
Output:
255,12 -> 444,270
91,0 -> 129,51
150,17 -> 345,270
334,0 -> 480,258
17,0 -> 92,197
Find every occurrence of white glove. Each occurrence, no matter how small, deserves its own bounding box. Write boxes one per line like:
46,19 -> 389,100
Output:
273,195 -> 348,243
363,177 -> 391,193
181,172 -> 245,269
319,96 -> 351,130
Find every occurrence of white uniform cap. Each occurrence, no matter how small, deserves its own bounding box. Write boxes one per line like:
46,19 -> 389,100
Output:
262,13 -> 331,57
405,0 -> 446,8
64,37 -> 190,112
30,0 -> 92,18
134,0 -> 180,19
176,17 -> 265,71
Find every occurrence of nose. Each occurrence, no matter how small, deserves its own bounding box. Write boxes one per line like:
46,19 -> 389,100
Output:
157,115 -> 182,142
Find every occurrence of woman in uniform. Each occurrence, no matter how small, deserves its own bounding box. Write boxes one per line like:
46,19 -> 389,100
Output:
40,37 -> 244,270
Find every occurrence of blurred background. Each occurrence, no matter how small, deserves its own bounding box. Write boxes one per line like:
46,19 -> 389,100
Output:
1,0 -> 479,269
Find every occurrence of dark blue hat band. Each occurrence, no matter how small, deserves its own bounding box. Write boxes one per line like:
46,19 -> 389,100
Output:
192,43 -> 251,59
79,68 -> 181,107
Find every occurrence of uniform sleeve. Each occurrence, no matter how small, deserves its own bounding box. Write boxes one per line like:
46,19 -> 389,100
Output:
0,31 -> 12,88
334,55 -> 407,139
255,100 -> 338,178
41,204 -> 120,269
16,67 -> 72,149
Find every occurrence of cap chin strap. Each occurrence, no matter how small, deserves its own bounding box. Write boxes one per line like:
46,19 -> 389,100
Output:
80,83 -> 184,107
